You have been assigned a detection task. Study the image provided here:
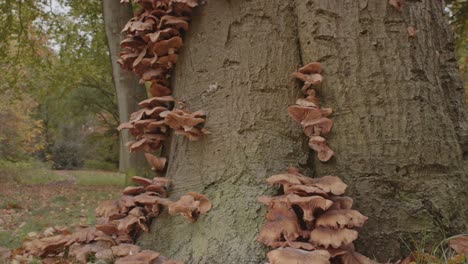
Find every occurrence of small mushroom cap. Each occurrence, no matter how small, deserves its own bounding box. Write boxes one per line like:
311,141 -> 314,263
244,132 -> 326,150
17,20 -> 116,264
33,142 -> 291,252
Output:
257,202 -> 304,247
145,184 -> 168,197
329,196 -> 354,210
96,200 -> 121,218
316,209 -> 368,229
95,224 -> 119,236
298,62 -> 323,74
139,96 -> 174,108
303,117 -> 333,137
309,227 -> 358,249
321,108 -> 333,117
150,83 -> 172,97
287,105 -> 322,125
309,136 -> 335,162
266,174 -> 302,186
133,193 -> 161,205
152,177 -> 172,187
144,153 -> 167,171
448,236 -> 468,255
296,97 -> 318,108
292,72 -> 323,86
267,248 -> 331,264
122,186 -> 146,196
115,250 -> 161,264
285,184 -> 328,196
131,176 -> 153,187
287,194 -> 334,222
111,243 -> 141,257
188,192 -> 212,214
309,176 -> 348,196
167,195 -> 199,221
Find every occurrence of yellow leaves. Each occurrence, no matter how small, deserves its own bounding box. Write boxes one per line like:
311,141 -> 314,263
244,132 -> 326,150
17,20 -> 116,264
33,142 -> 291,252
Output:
0,92 -> 45,159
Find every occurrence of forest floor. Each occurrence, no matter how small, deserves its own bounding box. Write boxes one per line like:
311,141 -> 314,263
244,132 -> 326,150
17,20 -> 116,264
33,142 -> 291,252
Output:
0,169 -> 125,249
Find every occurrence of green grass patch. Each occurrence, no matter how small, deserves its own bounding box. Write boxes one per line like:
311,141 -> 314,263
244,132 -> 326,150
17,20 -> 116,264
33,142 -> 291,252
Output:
0,160 -> 66,185
71,170 -> 126,186
0,231 -> 19,249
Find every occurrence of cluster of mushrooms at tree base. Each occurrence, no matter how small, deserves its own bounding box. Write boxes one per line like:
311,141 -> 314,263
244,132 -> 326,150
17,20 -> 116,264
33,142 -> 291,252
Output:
117,0 -> 209,154
258,167 -> 374,264
8,176 -> 211,263
2,1 -> 214,263
259,62 -> 374,264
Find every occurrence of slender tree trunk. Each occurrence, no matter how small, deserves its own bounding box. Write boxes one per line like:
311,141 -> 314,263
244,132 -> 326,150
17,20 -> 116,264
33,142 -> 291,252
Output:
103,0 -> 148,173
139,0 -> 468,262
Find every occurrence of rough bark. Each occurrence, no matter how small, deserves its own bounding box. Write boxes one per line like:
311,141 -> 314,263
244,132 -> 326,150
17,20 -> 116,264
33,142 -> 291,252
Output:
138,0 -> 468,262
138,1 -> 307,263
295,0 -> 468,261
103,0 -> 148,173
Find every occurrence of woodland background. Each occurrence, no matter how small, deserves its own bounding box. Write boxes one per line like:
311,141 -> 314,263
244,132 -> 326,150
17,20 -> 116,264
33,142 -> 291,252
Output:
0,0 -> 467,257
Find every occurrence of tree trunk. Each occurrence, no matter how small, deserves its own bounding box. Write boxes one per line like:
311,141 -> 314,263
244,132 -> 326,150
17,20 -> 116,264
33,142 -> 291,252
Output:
139,0 -> 468,262
103,0 -> 148,173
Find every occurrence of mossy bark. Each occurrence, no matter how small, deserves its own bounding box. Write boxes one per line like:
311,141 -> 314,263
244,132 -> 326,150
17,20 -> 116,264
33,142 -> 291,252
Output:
138,0 -> 468,262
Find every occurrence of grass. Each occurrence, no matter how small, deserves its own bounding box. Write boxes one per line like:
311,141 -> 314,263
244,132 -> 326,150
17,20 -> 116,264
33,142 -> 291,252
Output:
0,160 -> 126,249
0,160 -> 66,185
70,170 -> 126,186
400,233 -> 468,264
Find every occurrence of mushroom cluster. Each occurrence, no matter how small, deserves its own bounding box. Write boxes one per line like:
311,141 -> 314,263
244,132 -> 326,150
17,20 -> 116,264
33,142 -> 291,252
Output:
289,62 -> 334,162
9,175 -> 211,263
258,167 -> 374,264
118,0 -> 208,154
118,97 -> 209,154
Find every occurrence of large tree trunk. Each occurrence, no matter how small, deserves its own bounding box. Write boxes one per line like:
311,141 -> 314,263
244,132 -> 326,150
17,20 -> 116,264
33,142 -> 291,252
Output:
139,0 -> 468,262
103,0 -> 148,173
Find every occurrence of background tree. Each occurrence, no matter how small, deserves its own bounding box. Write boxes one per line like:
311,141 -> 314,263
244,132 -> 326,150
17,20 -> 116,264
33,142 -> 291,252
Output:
138,1 -> 468,263
0,0 -> 120,170
103,0 -> 149,173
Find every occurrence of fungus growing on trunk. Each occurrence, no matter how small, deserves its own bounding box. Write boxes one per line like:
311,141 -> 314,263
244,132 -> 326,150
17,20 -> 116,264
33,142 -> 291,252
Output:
259,170 -> 372,263
289,62 -> 335,162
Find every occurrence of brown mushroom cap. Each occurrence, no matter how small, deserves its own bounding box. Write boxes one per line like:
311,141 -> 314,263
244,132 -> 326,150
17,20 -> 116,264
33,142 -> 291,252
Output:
329,196 -> 354,210
144,153 -> 167,171
111,243 -> 141,257
152,36 -> 184,56
188,192 -> 212,214
309,227 -> 358,249
139,96 -> 174,108
122,186 -> 146,196
316,209 -> 368,229
131,176 -> 153,187
266,174 -> 302,186
257,201 -> 306,247
167,195 -> 199,222
164,110 -> 206,130
145,184 -> 168,197
287,105 -> 323,125
285,184 -> 328,196
287,194 -> 333,222
298,62 -> 323,74
115,250 -> 161,264
96,200 -> 121,218
303,117 -> 333,137
267,248 -> 331,264
309,176 -> 347,196
308,136 -> 335,162
152,177 -> 172,187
